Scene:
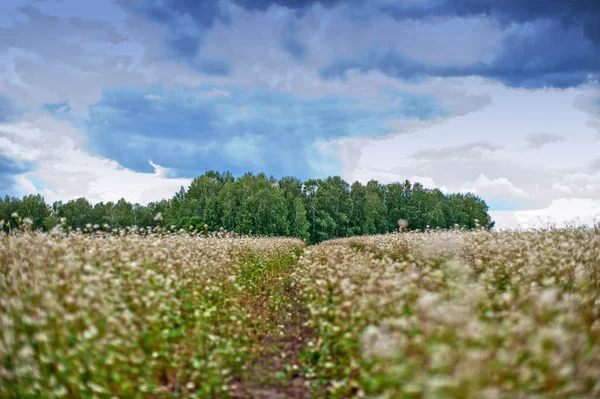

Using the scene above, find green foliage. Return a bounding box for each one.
[177,215,206,231]
[1,172,494,241]
[0,194,50,231]
[57,197,93,229]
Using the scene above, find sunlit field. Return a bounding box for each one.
[2,226,600,398]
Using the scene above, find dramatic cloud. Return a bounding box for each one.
[320,20,600,88]
[378,0,600,44]
[1,0,599,227]
[525,132,565,149]
[314,0,600,88]
[82,85,446,179]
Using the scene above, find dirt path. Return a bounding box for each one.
[229,256,313,399]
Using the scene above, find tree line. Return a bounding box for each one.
[0,171,494,243]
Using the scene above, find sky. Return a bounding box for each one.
[0,0,599,229]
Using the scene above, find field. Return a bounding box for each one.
[1,227,600,398]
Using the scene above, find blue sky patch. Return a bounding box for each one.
[484,197,527,212]
[82,85,447,179]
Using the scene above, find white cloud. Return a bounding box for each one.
[552,182,573,196]
[144,93,163,100]
[336,81,600,226]
[14,175,37,195]
[409,176,437,190]
[463,174,528,199]
[491,199,600,230]
[0,114,190,204]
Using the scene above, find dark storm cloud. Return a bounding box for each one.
[379,0,600,44]
[119,0,600,87]
[320,18,600,89]
[232,0,600,46]
[315,0,600,88]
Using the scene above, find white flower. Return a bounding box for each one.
[359,325,401,360]
[538,288,559,308]
[416,291,440,311]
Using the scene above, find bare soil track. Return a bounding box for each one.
[229,263,313,398]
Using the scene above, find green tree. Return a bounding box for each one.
[57,198,94,230]
[113,198,135,228]
[133,203,153,228]
[19,194,50,230]
[365,180,388,234]
[0,172,495,238]
[0,195,22,231]
[349,181,368,235]
[306,176,353,243]
[279,177,309,239]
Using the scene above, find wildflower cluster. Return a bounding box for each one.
[297,228,600,398]
[0,229,304,398]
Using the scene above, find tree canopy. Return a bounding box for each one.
[1,172,494,242]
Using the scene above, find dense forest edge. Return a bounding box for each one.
[1,171,494,243]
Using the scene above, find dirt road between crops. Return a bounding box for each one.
[229,265,313,399]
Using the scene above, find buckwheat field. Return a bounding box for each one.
[1,226,600,398]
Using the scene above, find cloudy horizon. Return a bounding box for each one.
[1,0,599,229]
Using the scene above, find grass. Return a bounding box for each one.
[1,227,600,398]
